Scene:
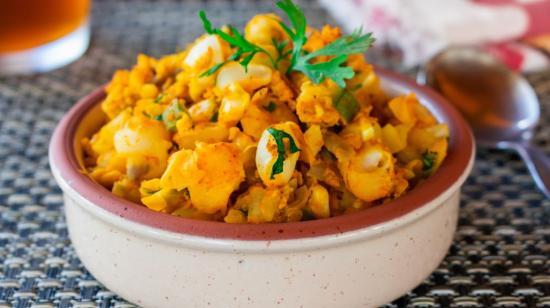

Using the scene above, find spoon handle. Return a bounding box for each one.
[514,143,550,199]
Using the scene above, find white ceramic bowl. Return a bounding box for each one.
[49,67,475,308]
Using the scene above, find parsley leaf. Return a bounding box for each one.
[198,0,375,99]
[303,28,374,60]
[267,127,300,179]
[422,151,438,171]
[199,11,276,75]
[272,38,291,62]
[294,54,354,88]
[200,61,227,77]
[276,0,374,88]
[276,0,307,70]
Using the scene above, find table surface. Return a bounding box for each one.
[0,0,549,307]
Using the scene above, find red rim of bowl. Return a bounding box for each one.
[49,66,474,241]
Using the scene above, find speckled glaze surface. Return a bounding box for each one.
[61,186,462,308]
[49,70,475,307]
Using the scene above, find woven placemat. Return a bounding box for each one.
[0,0,549,307]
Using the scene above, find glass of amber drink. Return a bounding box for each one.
[0,0,91,74]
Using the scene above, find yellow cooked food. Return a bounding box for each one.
[82,0,449,223]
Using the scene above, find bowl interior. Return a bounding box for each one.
[52,66,475,241]
[74,102,107,171]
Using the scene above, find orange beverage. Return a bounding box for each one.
[0,0,90,53]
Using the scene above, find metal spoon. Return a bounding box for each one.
[418,46,550,199]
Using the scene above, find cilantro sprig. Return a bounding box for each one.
[293,31,374,87]
[275,0,307,70]
[198,0,374,88]
[197,0,374,121]
[276,1,374,88]
[272,38,291,63]
[267,127,300,179]
[199,11,277,76]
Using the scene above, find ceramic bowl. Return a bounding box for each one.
[49,66,474,308]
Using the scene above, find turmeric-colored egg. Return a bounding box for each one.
[256,122,303,187]
[188,98,218,123]
[90,109,131,155]
[307,183,330,219]
[296,81,340,126]
[114,116,170,155]
[341,144,396,202]
[113,115,172,179]
[174,122,229,150]
[183,35,226,69]
[218,83,250,126]
[158,142,244,214]
[244,14,286,45]
[216,62,272,92]
[188,142,245,214]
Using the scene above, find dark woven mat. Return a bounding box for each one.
[0,0,549,307]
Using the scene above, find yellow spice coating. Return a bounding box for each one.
[83,13,449,223]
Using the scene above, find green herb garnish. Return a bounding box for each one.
[142,111,163,121]
[276,0,374,88]
[422,151,438,171]
[272,38,291,63]
[154,94,164,104]
[276,0,307,70]
[199,52,241,77]
[210,111,219,122]
[198,0,374,122]
[332,88,359,123]
[199,11,277,76]
[320,147,336,161]
[267,127,300,179]
[263,101,277,112]
[198,0,374,90]
[161,99,186,132]
[301,210,316,221]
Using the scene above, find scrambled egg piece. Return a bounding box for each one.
[296,81,340,126]
[340,144,396,202]
[256,121,304,187]
[160,142,244,214]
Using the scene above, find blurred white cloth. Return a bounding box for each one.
[319,0,550,72]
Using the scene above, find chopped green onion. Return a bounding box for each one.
[422,151,438,171]
[333,88,359,123]
[210,111,219,122]
[263,101,277,112]
[161,99,186,132]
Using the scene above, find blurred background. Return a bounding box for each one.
[1,0,550,75]
[0,0,549,307]
[321,0,550,73]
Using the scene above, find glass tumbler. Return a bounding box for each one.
[0,0,91,74]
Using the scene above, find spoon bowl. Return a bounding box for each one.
[419,47,540,145]
[420,46,550,198]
